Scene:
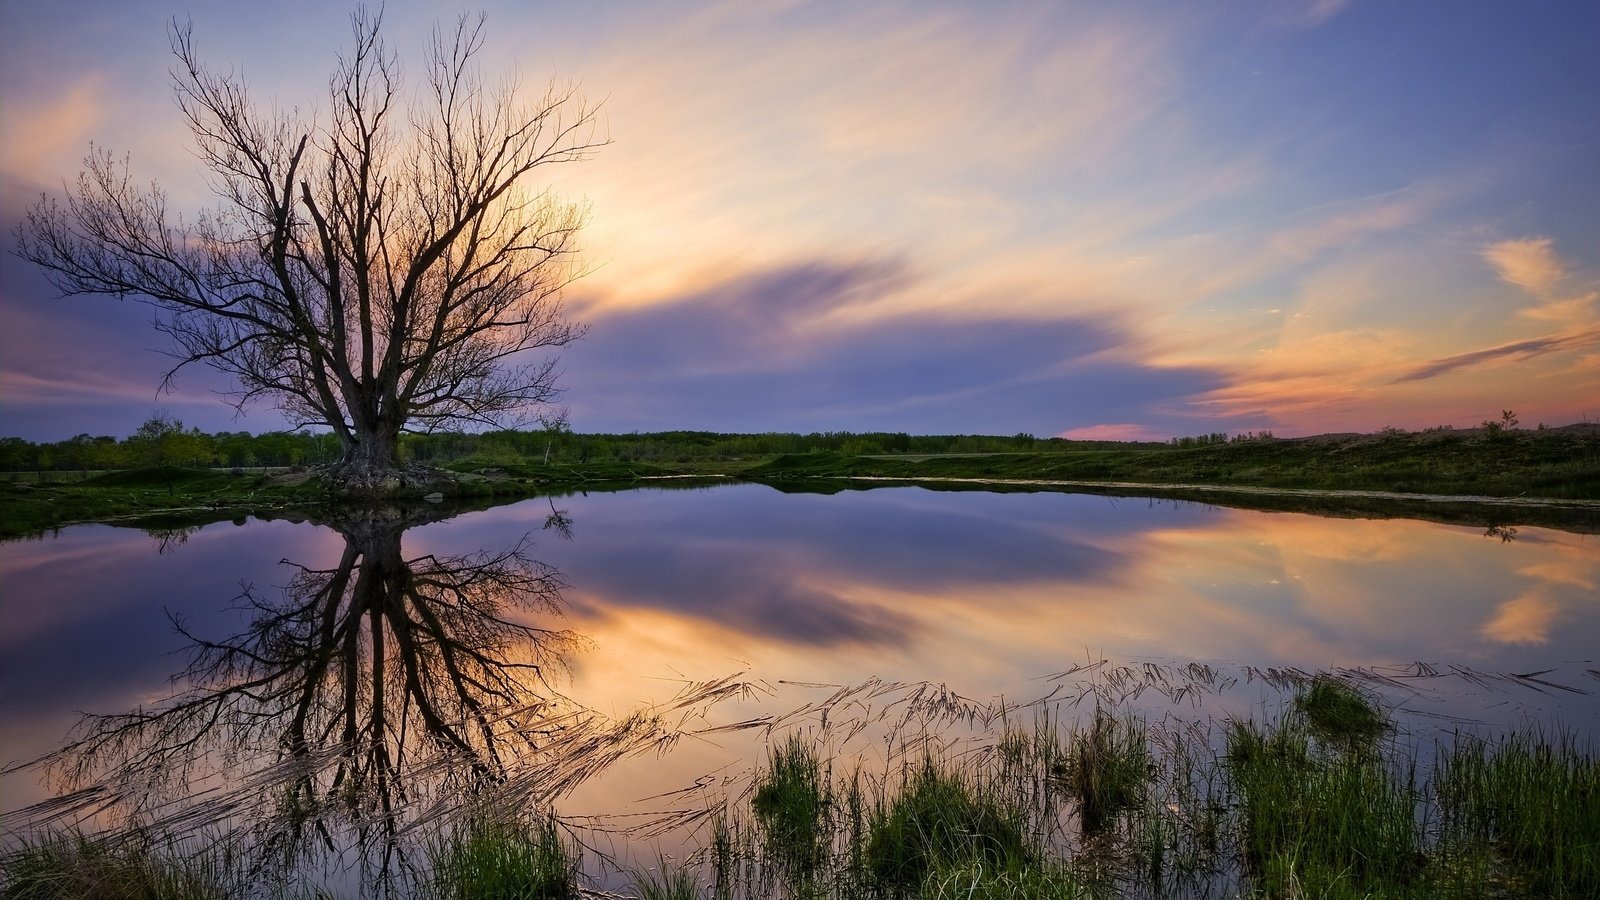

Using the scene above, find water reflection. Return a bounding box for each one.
[8,505,628,888]
[2,486,1596,893]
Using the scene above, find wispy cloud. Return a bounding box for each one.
[1391,329,1600,384]
[1484,237,1563,296]
[1286,0,1357,29]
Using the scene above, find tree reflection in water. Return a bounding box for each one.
[8,504,757,890]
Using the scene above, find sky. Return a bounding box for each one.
[2,0,1598,442]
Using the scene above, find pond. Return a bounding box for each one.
[2,483,1597,895]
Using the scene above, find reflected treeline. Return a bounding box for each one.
[6,503,757,890]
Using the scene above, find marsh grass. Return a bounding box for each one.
[0,830,240,900]
[1225,718,1426,898]
[1294,675,1388,751]
[9,671,1594,899]
[1062,710,1152,836]
[864,762,1035,896]
[423,815,577,900]
[704,673,1595,900]
[1436,731,1600,898]
[915,859,1096,899]
[751,736,833,889]
[630,858,706,900]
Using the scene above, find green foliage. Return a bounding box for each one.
[864,763,1033,895]
[1436,731,1600,898]
[0,831,235,900]
[752,736,833,886]
[425,815,577,900]
[1295,676,1388,752]
[1062,710,1152,834]
[1226,713,1426,898]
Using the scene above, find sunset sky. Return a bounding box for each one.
[2,0,1597,441]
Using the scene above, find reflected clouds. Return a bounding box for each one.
[508,486,1139,654]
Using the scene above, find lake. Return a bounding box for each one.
[2,483,1597,894]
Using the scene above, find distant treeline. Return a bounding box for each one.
[0,416,1179,472]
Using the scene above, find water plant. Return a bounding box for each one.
[1436,730,1600,898]
[424,815,577,900]
[915,859,1097,899]
[863,761,1034,896]
[1225,690,1426,898]
[751,736,833,888]
[631,858,706,900]
[0,830,238,900]
[1294,675,1388,751]
[1061,709,1152,835]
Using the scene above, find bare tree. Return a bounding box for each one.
[15,9,602,491]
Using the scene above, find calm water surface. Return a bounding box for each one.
[2,484,1596,885]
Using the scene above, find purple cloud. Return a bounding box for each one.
[1391,329,1600,384]
[562,260,1229,436]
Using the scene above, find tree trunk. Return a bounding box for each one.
[322,419,445,497]
[339,426,400,477]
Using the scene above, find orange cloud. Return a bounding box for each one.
[1484,237,1563,297]
[1057,423,1168,442]
[0,77,106,186]
[1480,590,1559,645]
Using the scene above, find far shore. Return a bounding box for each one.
[1,424,1595,539]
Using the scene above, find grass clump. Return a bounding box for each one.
[1061,709,1152,835]
[1225,706,1426,898]
[864,762,1033,896]
[425,814,577,900]
[751,736,833,886]
[1295,675,1388,751]
[1436,731,1600,898]
[0,831,235,900]
[631,858,705,900]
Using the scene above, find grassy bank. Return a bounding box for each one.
[0,461,720,540]
[747,424,1600,500]
[2,425,1595,539]
[8,677,1595,899]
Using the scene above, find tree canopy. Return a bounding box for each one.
[16,9,602,491]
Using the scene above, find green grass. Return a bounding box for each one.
[1294,675,1389,752]
[1436,731,1600,898]
[424,815,577,900]
[863,762,1035,896]
[1225,716,1428,898]
[1062,710,1152,835]
[0,831,238,900]
[0,467,323,539]
[751,736,833,887]
[747,426,1600,500]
